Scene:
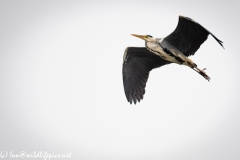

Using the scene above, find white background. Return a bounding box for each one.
[1,0,239,159]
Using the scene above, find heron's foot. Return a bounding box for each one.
[199,68,210,81]
[194,67,210,81]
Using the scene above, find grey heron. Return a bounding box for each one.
[122,15,224,104]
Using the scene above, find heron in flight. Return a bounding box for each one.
[122,15,224,104]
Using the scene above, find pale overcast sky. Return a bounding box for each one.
[1,0,239,160]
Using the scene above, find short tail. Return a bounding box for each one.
[192,67,210,81]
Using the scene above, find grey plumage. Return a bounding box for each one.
[123,16,224,104]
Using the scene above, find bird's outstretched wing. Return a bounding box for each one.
[164,16,224,57]
[122,47,171,104]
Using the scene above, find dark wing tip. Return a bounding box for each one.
[210,34,225,49]
[124,89,144,105]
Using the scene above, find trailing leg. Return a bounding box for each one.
[192,67,210,81]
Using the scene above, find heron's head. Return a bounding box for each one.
[131,34,155,42]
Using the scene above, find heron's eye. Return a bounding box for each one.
[147,35,153,38]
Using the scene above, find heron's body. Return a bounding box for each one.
[145,39,196,67]
[122,15,224,104]
[145,40,174,62]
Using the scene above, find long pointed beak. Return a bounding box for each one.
[131,34,145,40]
